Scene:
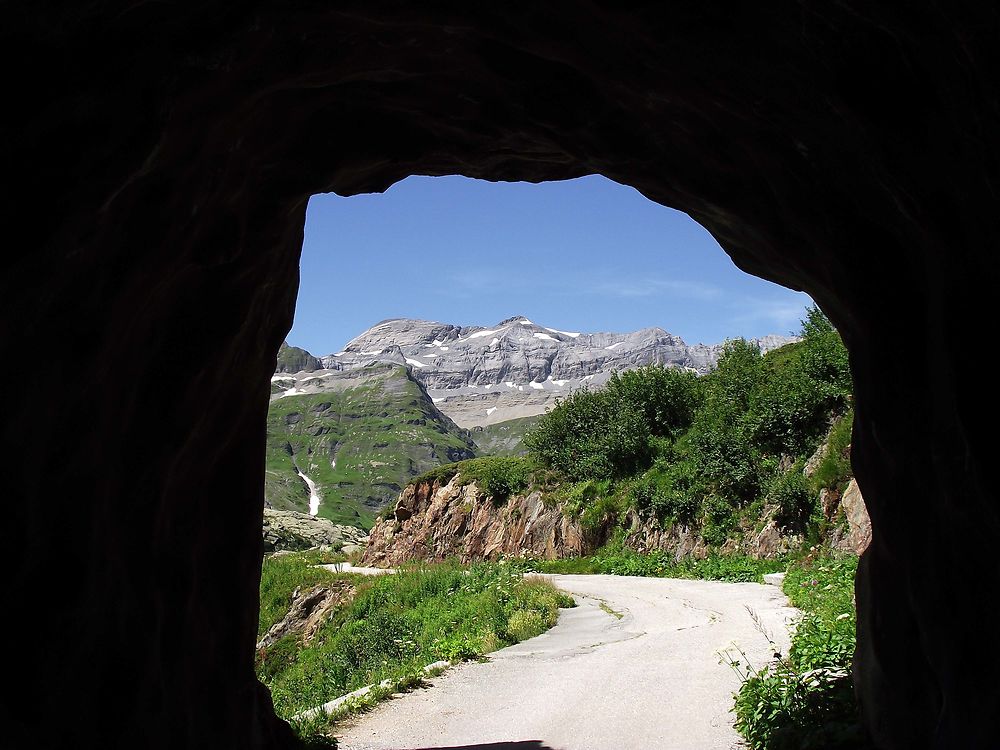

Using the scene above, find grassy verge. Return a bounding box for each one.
[524,546,787,583]
[258,549,348,636]
[728,554,870,749]
[257,553,573,742]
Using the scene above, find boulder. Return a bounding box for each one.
[262,509,367,553]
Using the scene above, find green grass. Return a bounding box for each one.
[257,554,573,739]
[258,549,348,637]
[265,363,477,528]
[524,546,787,583]
[729,554,868,750]
[599,601,624,619]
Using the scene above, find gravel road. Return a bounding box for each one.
[336,574,798,750]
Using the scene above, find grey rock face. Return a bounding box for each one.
[278,316,796,428]
[262,508,369,552]
[275,340,321,373]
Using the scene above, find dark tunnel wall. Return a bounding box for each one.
[3,2,998,748]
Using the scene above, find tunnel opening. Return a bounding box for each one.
[257,174,865,747]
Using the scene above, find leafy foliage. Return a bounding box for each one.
[525,305,852,548]
[457,456,535,502]
[729,555,867,749]
[524,387,651,480]
[807,410,854,496]
[605,365,702,439]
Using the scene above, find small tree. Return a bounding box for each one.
[525,388,650,481]
[605,364,701,439]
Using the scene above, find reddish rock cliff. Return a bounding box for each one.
[362,475,601,566]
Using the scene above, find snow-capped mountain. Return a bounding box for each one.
[272,316,797,428]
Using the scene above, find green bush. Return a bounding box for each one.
[767,469,816,530]
[701,494,738,546]
[459,456,534,502]
[580,488,630,531]
[524,388,651,480]
[730,555,865,749]
[808,410,854,495]
[605,364,702,439]
[524,305,852,552]
[629,460,700,523]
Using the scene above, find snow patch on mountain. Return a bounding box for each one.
[301,316,798,428]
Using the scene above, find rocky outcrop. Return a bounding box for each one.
[362,476,817,568]
[261,509,368,554]
[361,475,602,566]
[830,480,872,555]
[256,581,356,651]
[301,316,796,428]
[10,4,998,748]
[275,341,321,374]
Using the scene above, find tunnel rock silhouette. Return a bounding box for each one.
[3,3,998,749]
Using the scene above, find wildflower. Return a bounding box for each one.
[836,613,852,620]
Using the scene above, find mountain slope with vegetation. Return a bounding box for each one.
[365,307,858,560]
[523,305,852,550]
[469,414,538,456]
[275,340,321,375]
[265,363,476,528]
[277,316,796,427]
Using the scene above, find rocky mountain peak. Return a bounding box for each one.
[277,316,798,429]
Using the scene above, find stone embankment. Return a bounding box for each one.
[362,466,871,567]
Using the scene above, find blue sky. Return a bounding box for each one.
[290,175,812,355]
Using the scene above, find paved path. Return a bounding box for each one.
[336,574,798,750]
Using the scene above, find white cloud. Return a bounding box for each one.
[589,278,724,301]
[728,293,814,334]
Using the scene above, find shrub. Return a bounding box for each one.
[701,494,738,546]
[578,490,629,531]
[506,609,546,641]
[605,364,702,439]
[460,456,534,501]
[629,460,700,523]
[730,554,865,749]
[808,410,854,495]
[525,388,651,480]
[767,469,815,531]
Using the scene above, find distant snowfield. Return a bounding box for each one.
[545,326,581,338]
[466,328,500,340]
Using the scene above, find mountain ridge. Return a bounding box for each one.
[278,316,798,428]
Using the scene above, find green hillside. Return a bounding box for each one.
[265,363,476,528]
[470,415,539,456]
